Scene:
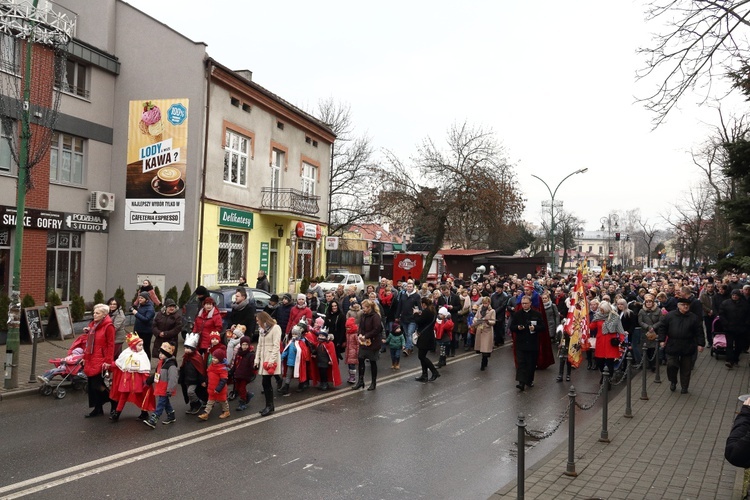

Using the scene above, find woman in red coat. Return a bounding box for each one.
[593,301,625,381]
[82,304,116,418]
[193,297,223,353]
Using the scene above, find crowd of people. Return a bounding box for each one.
[65,268,750,428]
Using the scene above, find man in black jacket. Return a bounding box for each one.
[658,297,705,394]
[510,296,544,392]
[719,289,748,368]
[229,288,257,337]
[490,283,510,346]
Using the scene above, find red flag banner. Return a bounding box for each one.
[565,267,590,368]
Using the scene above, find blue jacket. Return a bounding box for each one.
[133,300,155,334]
[281,340,298,367]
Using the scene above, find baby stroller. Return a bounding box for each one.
[38,335,88,399]
[711,316,727,360]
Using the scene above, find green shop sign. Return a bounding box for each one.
[218,207,254,230]
[259,242,269,272]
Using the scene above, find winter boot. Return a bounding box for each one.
[347,369,357,384]
[137,410,149,421]
[480,355,488,371]
[394,362,400,370]
[237,400,248,411]
[163,412,176,425]
[144,415,157,429]
[185,401,201,414]
[278,383,289,395]
[219,410,231,419]
[198,412,209,421]
[319,382,329,391]
[109,411,121,422]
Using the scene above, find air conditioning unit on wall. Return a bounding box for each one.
[89,191,115,212]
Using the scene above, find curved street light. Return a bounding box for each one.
[530,168,588,274]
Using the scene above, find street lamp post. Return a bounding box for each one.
[600,214,619,270]
[531,168,588,274]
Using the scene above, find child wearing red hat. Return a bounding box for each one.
[109,332,155,421]
[344,317,359,384]
[230,336,255,411]
[198,347,230,421]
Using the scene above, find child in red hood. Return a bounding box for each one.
[344,317,359,384]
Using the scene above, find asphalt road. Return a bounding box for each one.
[0,345,615,499]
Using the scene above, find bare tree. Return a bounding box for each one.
[637,1,750,126]
[377,122,524,281]
[316,98,381,234]
[635,217,660,269]
[662,182,715,268]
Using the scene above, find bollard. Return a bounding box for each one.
[517,412,526,500]
[599,366,610,443]
[641,341,649,400]
[654,342,662,384]
[564,385,578,477]
[28,331,38,384]
[624,351,633,418]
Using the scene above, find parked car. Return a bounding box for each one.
[181,286,271,335]
[318,272,365,294]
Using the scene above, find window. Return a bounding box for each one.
[326,250,363,266]
[46,231,82,302]
[223,129,249,186]
[50,133,84,185]
[218,230,246,283]
[0,124,14,173]
[301,161,316,196]
[296,240,314,278]
[270,148,283,207]
[598,246,603,254]
[58,59,89,98]
[0,34,19,73]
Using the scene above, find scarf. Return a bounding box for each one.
[594,310,625,335]
[232,299,249,312]
[85,320,102,354]
[199,305,216,320]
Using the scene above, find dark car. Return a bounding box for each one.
[181,286,271,335]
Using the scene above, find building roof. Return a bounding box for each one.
[438,249,496,256]
[348,223,404,244]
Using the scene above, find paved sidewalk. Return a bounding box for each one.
[0,320,135,400]
[492,353,750,499]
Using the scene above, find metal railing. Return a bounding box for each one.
[260,187,320,216]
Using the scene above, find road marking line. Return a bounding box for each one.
[1,350,487,497]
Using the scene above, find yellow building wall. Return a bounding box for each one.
[199,203,327,294]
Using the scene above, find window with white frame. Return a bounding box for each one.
[270,148,283,207]
[49,132,84,185]
[0,123,14,173]
[46,231,82,302]
[224,129,249,186]
[301,161,316,196]
[218,230,246,283]
[0,34,19,74]
[57,59,89,98]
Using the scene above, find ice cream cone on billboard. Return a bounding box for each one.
[139,101,163,144]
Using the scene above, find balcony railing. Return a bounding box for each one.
[261,187,320,216]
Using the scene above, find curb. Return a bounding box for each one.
[0,387,43,402]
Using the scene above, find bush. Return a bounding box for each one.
[166,285,178,304]
[299,277,310,296]
[93,289,104,307]
[179,282,192,308]
[114,286,126,309]
[717,256,750,274]
[45,289,60,319]
[70,294,85,322]
[154,286,163,304]
[21,293,35,309]
[0,293,9,331]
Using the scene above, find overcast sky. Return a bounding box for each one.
[125,0,747,234]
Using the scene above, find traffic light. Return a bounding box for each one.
[615,232,621,241]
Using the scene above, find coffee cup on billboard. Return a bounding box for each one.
[157,167,181,190]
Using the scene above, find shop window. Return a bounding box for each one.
[46,231,81,301]
[0,228,9,294]
[218,229,246,283]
